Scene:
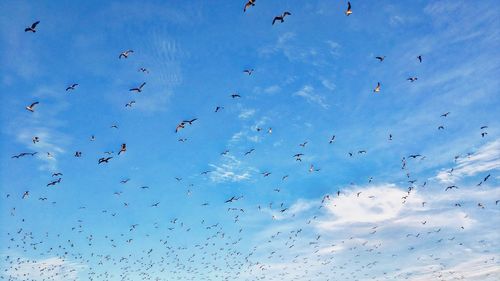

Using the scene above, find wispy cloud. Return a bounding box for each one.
[3,256,85,281]
[435,139,500,184]
[209,155,256,183]
[294,85,329,109]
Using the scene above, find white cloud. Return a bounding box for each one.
[435,139,500,184]
[294,85,329,109]
[238,108,256,119]
[209,155,256,183]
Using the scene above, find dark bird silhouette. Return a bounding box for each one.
[47,178,62,187]
[329,135,336,144]
[417,55,423,63]
[375,56,385,62]
[125,100,136,107]
[12,152,37,158]
[138,67,149,73]
[243,0,255,12]
[438,126,445,130]
[25,21,40,32]
[225,196,242,203]
[119,50,134,59]
[408,154,421,159]
[272,12,291,25]
[373,82,381,93]
[52,172,63,177]
[98,157,112,164]
[22,191,29,199]
[244,148,255,156]
[481,132,488,137]
[407,77,418,82]
[215,106,224,112]
[445,185,458,191]
[129,82,146,93]
[118,144,126,155]
[243,69,254,75]
[26,102,39,112]
[66,83,78,91]
[441,112,450,117]
[231,93,241,98]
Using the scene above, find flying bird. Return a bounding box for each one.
[445,185,458,191]
[243,69,254,75]
[272,11,291,25]
[373,82,381,93]
[231,93,241,98]
[98,157,113,164]
[66,83,78,91]
[417,55,423,63]
[243,0,256,12]
[119,50,134,59]
[345,2,352,16]
[118,144,126,155]
[26,102,39,112]
[441,112,450,117]
[375,56,385,62]
[129,82,146,93]
[125,101,136,107]
[407,77,418,82]
[25,21,40,32]
[215,106,224,112]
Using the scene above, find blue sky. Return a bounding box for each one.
[1,0,499,280]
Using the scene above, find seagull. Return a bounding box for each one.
[373,82,381,93]
[25,21,40,32]
[98,157,112,164]
[138,67,149,73]
[438,125,445,130]
[445,185,458,191]
[481,132,488,138]
[129,82,146,93]
[243,69,254,75]
[119,50,134,59]
[244,148,255,156]
[329,135,336,144]
[215,106,224,112]
[480,126,488,129]
[407,77,418,82]
[32,136,40,143]
[52,172,63,177]
[47,178,62,187]
[299,141,308,147]
[26,102,39,112]
[125,101,136,107]
[375,56,385,62]
[66,83,78,91]
[22,191,29,199]
[417,55,423,63]
[243,0,256,12]
[12,152,37,159]
[231,93,241,98]
[272,11,291,25]
[345,2,352,16]
[183,118,198,125]
[441,112,450,117]
[225,196,242,203]
[175,122,186,133]
[118,144,126,155]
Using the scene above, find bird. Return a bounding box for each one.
[441,112,450,117]
[25,102,39,112]
[24,21,40,32]
[138,67,149,73]
[125,101,136,107]
[66,83,78,91]
[47,178,62,187]
[118,144,126,155]
[231,93,241,98]
[243,0,255,12]
[243,69,254,75]
[129,82,146,93]
[32,137,40,143]
[98,157,113,164]
[417,55,423,63]
[373,82,381,93]
[438,126,445,130]
[225,196,242,203]
[183,118,198,125]
[445,185,458,191]
[22,191,29,199]
[52,172,63,177]
[345,2,352,16]
[408,154,421,159]
[329,135,336,144]
[119,50,134,59]
[407,77,418,82]
[215,106,224,112]
[375,56,385,62]
[481,132,488,137]
[11,152,37,158]
[480,126,488,129]
[175,122,186,133]
[272,12,291,25]
[244,148,255,156]
[299,141,308,147]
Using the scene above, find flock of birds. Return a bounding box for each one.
[2,2,499,281]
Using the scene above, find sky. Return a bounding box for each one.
[0,0,499,280]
